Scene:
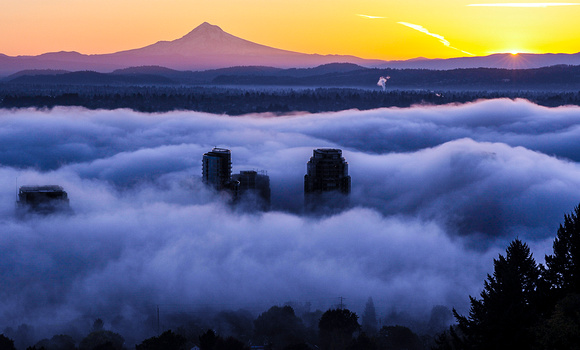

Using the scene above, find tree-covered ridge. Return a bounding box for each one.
[2,85,580,115]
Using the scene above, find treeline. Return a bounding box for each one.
[2,86,580,114]
[0,306,436,350]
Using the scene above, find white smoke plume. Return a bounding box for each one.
[377,76,390,91]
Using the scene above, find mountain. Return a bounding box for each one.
[0,23,384,76]
[1,22,580,77]
[6,69,70,80]
[8,71,176,85]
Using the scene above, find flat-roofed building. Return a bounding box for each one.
[17,185,70,215]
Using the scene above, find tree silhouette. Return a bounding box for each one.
[32,334,76,350]
[198,330,248,350]
[361,298,378,335]
[253,306,306,350]
[79,330,124,350]
[452,239,541,349]
[545,204,580,295]
[136,330,187,350]
[0,335,16,350]
[318,309,360,350]
[199,330,218,350]
[539,204,580,349]
[346,332,377,350]
[536,293,580,350]
[376,326,422,350]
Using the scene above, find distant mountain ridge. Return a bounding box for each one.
[383,52,580,70]
[6,62,580,91]
[1,22,580,77]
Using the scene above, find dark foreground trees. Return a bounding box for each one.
[253,305,307,350]
[136,330,187,350]
[78,330,124,350]
[0,334,16,350]
[545,205,580,296]
[441,204,580,350]
[198,329,248,350]
[452,239,541,349]
[318,309,360,350]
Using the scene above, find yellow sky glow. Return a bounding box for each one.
[0,0,579,60]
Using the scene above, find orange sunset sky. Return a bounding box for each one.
[1,0,579,60]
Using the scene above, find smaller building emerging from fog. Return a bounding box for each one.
[17,185,70,215]
[304,148,351,211]
[232,170,271,210]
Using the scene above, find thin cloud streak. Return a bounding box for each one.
[468,2,580,7]
[397,22,474,56]
[356,14,387,19]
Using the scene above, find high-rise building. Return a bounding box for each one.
[232,170,271,210]
[202,147,233,190]
[17,185,70,215]
[304,149,351,209]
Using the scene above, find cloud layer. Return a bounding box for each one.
[1,99,579,344]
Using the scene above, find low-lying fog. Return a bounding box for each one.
[1,99,580,344]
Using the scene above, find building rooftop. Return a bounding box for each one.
[208,147,231,154]
[19,185,66,193]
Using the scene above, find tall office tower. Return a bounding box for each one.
[304,149,351,210]
[202,147,233,190]
[232,170,271,210]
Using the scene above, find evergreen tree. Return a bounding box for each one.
[361,298,378,335]
[545,204,580,295]
[452,239,541,350]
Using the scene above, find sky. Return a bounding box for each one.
[1,0,580,59]
[2,100,580,345]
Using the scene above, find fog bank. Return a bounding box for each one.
[1,99,578,344]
